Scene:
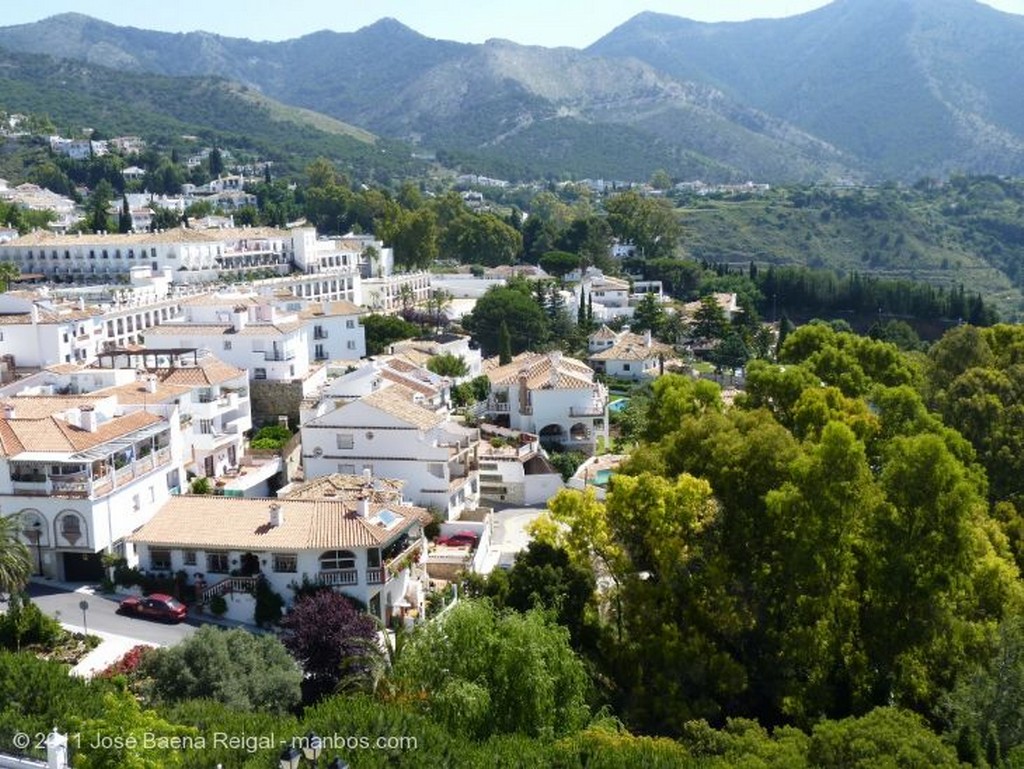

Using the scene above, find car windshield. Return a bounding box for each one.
[162,598,184,609]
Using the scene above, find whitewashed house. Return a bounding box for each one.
[587,326,675,380]
[301,384,480,520]
[483,351,608,454]
[129,494,431,625]
[0,396,185,581]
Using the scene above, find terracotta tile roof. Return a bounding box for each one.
[0,395,108,419]
[129,496,429,550]
[281,473,406,503]
[486,352,595,390]
[5,226,289,248]
[380,368,440,399]
[299,300,365,318]
[159,358,247,387]
[588,333,675,362]
[146,321,302,337]
[359,384,446,430]
[95,380,193,405]
[590,324,618,341]
[0,411,163,456]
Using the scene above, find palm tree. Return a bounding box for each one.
[0,513,31,596]
[0,261,19,292]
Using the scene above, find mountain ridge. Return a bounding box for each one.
[2,3,1024,181]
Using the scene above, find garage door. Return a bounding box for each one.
[62,552,104,582]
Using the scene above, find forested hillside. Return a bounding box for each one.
[662,178,1024,318]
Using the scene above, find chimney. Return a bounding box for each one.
[79,405,97,432]
[231,305,248,332]
[356,493,370,518]
[268,502,283,527]
[78,296,86,311]
[362,467,372,486]
[1,402,14,419]
[31,304,40,324]
[548,351,561,388]
[645,329,652,347]
[145,375,158,394]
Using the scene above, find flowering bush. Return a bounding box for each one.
[97,644,156,679]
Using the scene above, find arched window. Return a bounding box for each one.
[319,550,356,570]
[58,512,84,546]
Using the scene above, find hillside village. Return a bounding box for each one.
[7,6,1024,761]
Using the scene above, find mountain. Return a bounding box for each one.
[0,13,859,182]
[588,0,1024,180]
[2,3,1024,181]
[0,47,420,179]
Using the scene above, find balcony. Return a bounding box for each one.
[365,567,385,585]
[569,402,606,417]
[313,329,328,340]
[193,430,238,451]
[263,349,296,362]
[317,569,358,586]
[487,401,510,413]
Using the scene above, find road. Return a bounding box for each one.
[478,505,547,573]
[18,581,200,646]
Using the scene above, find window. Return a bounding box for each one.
[346,319,356,329]
[346,341,356,350]
[182,550,197,566]
[132,494,141,511]
[336,433,354,450]
[428,462,446,479]
[207,551,229,573]
[623,363,631,371]
[223,340,232,350]
[273,553,297,573]
[59,514,83,545]
[254,368,267,380]
[148,486,156,503]
[199,419,214,435]
[150,549,171,570]
[320,550,356,570]
[338,463,356,475]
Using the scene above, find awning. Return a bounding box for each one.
[69,421,169,461]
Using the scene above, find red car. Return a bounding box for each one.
[436,530,480,548]
[118,593,188,623]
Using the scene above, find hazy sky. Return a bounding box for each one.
[6,1,1024,48]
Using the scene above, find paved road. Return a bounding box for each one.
[21,581,200,646]
[478,506,547,573]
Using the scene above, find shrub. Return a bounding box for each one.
[96,644,157,679]
[138,626,302,714]
[0,593,63,651]
[254,578,285,627]
[209,595,228,616]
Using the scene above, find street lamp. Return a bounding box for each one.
[31,520,43,576]
[278,734,348,769]
[301,732,323,764]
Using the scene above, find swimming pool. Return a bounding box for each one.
[609,398,630,413]
[593,469,613,486]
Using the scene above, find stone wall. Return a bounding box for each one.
[249,379,305,427]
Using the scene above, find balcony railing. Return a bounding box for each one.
[317,569,358,586]
[365,568,385,585]
[314,329,328,340]
[569,402,606,417]
[202,575,258,602]
[263,350,296,362]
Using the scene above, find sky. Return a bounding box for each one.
[5,0,1024,48]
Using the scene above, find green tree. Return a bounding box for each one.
[631,292,666,336]
[690,296,729,342]
[139,626,301,713]
[538,250,580,282]
[605,190,681,259]
[87,179,115,233]
[393,600,590,739]
[426,352,469,378]
[0,514,31,596]
[498,320,513,365]
[362,314,418,356]
[0,261,21,292]
[463,283,549,357]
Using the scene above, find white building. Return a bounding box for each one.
[477,425,562,506]
[300,300,367,362]
[129,492,431,624]
[483,351,609,454]
[0,289,186,369]
[145,295,311,383]
[301,384,480,520]
[0,396,184,581]
[388,333,482,382]
[587,326,675,380]
[0,226,294,284]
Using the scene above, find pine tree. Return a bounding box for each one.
[499,321,513,365]
[578,286,587,326]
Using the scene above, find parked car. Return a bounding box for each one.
[436,530,480,548]
[117,593,188,623]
